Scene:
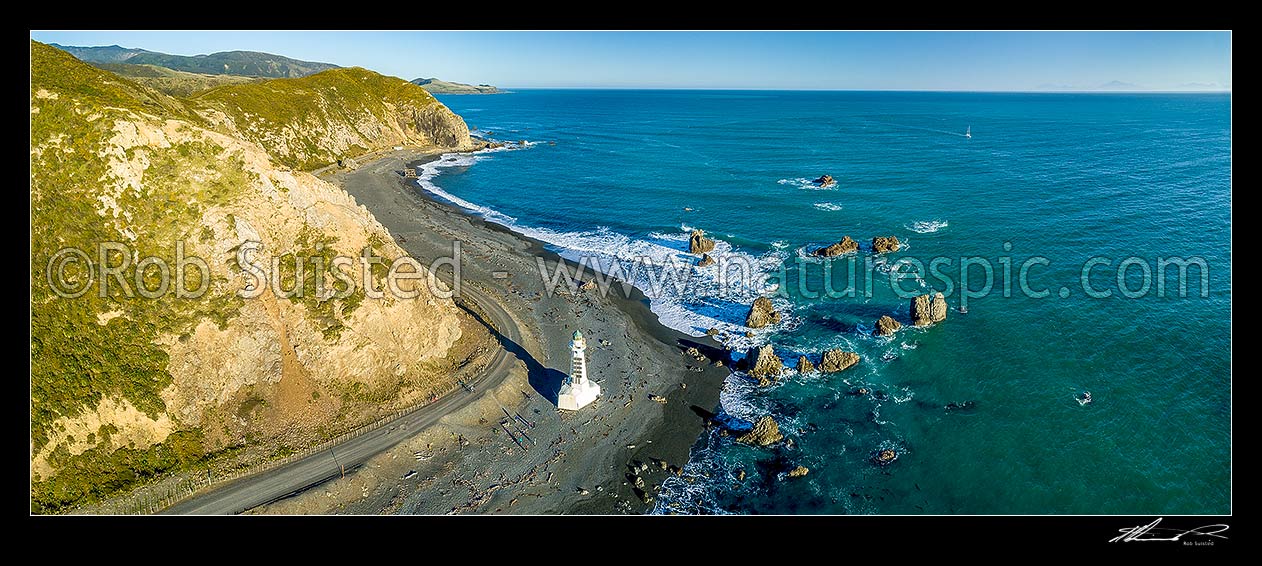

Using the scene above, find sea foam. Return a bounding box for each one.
[905,219,948,233]
[414,146,789,351]
[779,177,837,190]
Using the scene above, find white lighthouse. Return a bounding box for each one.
[558,330,600,411]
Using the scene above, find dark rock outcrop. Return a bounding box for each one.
[874,315,901,336]
[745,296,782,329]
[910,292,948,326]
[813,174,836,187]
[871,236,901,253]
[796,356,815,373]
[688,229,716,254]
[814,236,859,257]
[697,253,715,267]
[745,344,783,386]
[736,415,784,446]
[819,349,859,373]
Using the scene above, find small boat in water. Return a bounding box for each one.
[964,125,972,139]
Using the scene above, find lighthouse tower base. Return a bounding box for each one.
[558,380,601,411]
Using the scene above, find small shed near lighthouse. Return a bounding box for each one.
[558,330,601,410]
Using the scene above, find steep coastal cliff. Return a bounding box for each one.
[193,67,475,169]
[29,41,474,512]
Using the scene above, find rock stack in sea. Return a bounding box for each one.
[813,174,836,187]
[745,296,782,329]
[814,236,859,257]
[736,415,784,446]
[745,344,783,386]
[874,315,901,336]
[873,449,898,466]
[910,292,948,326]
[796,356,815,373]
[819,348,860,372]
[871,236,901,253]
[689,229,716,254]
[697,253,715,267]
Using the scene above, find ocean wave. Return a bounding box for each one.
[778,177,837,191]
[813,202,843,211]
[905,219,948,233]
[651,428,737,515]
[414,147,789,349]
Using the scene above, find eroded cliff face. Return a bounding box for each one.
[30,41,468,512]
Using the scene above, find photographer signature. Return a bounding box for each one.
[1110,518,1229,543]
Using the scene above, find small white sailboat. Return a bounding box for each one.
[964,125,972,139]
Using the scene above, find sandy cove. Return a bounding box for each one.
[251,149,727,515]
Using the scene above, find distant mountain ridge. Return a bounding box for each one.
[49,44,503,92]
[411,77,501,94]
[48,43,339,78]
[49,43,155,63]
[89,63,261,96]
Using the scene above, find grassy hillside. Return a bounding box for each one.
[50,43,339,78]
[91,63,262,96]
[411,77,501,94]
[30,40,468,513]
[194,67,473,169]
[31,42,197,120]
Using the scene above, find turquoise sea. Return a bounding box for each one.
[423,90,1231,514]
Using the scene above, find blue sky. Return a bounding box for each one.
[30,31,1231,91]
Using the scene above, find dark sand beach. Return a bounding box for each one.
[251,149,727,514]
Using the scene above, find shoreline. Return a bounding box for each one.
[268,147,729,514]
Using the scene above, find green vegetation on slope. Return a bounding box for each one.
[31,41,250,512]
[197,66,435,131]
[194,67,462,169]
[91,63,262,96]
[411,77,501,94]
[32,431,213,513]
[50,43,339,78]
[31,41,196,120]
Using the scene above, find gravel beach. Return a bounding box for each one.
[251,149,728,515]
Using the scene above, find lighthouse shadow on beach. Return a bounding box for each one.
[529,367,567,405]
[459,300,565,404]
